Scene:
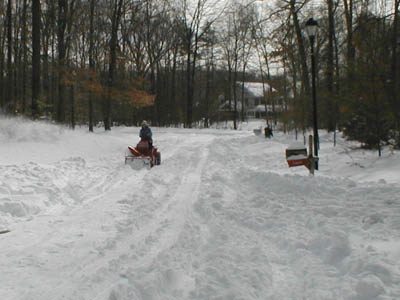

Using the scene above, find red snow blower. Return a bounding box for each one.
[125,140,161,167]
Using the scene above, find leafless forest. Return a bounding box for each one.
[0,0,399,151]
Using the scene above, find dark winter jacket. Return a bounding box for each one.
[140,126,152,141]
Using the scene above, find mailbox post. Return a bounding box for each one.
[308,135,315,175]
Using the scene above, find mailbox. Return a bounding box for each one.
[286,143,309,168]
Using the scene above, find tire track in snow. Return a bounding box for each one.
[13,139,184,300]
[137,143,210,262]
[85,136,214,299]
[49,135,214,300]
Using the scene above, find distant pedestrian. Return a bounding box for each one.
[264,126,273,138]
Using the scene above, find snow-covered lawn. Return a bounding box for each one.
[0,116,399,300]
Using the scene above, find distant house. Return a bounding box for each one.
[218,81,281,119]
[217,100,243,121]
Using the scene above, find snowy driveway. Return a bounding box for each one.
[1,120,400,300]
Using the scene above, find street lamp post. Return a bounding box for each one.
[305,17,319,170]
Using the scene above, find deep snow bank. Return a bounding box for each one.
[0,116,133,165]
[0,116,131,228]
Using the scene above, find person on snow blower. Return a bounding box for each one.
[140,120,153,150]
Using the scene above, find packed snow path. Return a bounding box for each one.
[0,119,400,300]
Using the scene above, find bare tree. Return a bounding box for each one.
[220,1,253,130]
[391,0,400,145]
[326,0,336,132]
[104,0,124,131]
[32,0,41,118]
[176,0,223,128]
[239,5,255,122]
[57,0,67,122]
[222,10,240,129]
[6,0,13,113]
[343,0,355,83]
[21,0,28,114]
[88,0,95,132]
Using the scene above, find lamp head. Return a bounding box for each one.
[305,18,318,39]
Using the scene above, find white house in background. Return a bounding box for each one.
[218,81,282,119]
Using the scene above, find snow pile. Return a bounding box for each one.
[0,117,400,300]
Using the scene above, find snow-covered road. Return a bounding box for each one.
[1,118,400,300]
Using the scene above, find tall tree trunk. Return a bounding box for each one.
[290,0,311,97]
[205,46,214,128]
[156,64,164,126]
[150,67,157,124]
[105,0,123,131]
[21,0,28,114]
[391,0,400,144]
[32,0,41,118]
[66,0,76,128]
[51,35,57,117]
[42,0,56,118]
[205,64,210,128]
[88,0,95,132]
[286,36,302,135]
[70,84,75,129]
[57,0,67,123]
[190,44,199,127]
[14,5,21,114]
[343,0,355,82]
[6,0,13,113]
[391,0,399,87]
[0,31,4,110]
[241,42,249,123]
[326,0,335,131]
[170,48,177,125]
[233,50,238,130]
[334,19,341,146]
[185,37,193,128]
[282,57,289,132]
[227,62,232,118]
[263,53,275,125]
[184,0,208,128]
[241,77,245,122]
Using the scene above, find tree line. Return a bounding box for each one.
[0,0,399,153]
